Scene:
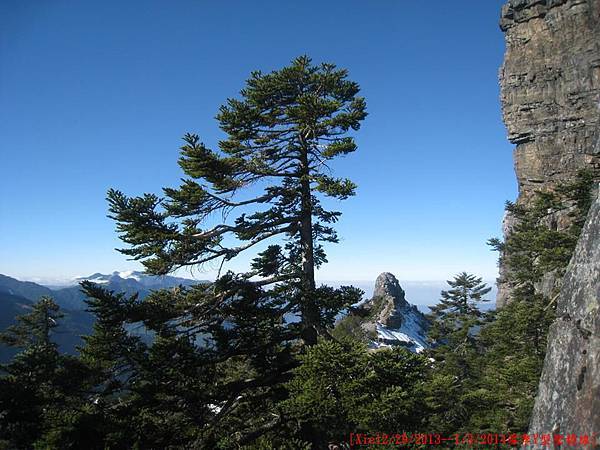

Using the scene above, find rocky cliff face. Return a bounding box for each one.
[525,191,599,448]
[371,272,411,329]
[497,0,600,440]
[497,0,600,307]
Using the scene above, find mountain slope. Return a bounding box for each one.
[0,272,208,360]
[0,274,54,302]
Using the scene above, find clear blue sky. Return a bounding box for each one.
[0,0,515,284]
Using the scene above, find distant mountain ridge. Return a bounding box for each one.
[0,272,209,360]
[55,271,187,309]
[73,270,206,290]
[19,271,209,311]
[0,274,55,303]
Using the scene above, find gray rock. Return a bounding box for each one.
[360,273,430,352]
[372,272,409,328]
[525,189,600,448]
[497,0,600,307]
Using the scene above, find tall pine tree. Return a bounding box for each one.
[107,55,367,345]
[98,56,367,447]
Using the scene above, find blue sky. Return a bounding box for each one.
[0,0,515,284]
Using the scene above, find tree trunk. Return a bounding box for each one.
[299,144,318,346]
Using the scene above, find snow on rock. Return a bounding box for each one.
[359,272,430,353]
[72,271,208,289]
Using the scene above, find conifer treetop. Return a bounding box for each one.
[107,55,367,283]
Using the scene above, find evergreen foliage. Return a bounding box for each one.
[472,293,552,433]
[106,54,367,345]
[470,170,598,435]
[489,169,598,288]
[423,273,491,436]
[419,170,597,441]
[0,56,597,448]
[29,56,367,448]
[282,339,429,448]
[0,297,91,449]
[0,296,62,348]
[427,272,490,347]
[460,170,598,433]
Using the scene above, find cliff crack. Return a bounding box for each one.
[576,365,587,391]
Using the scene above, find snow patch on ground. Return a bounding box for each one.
[371,307,429,353]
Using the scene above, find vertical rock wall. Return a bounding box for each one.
[525,190,599,448]
[497,0,600,307]
[497,0,600,442]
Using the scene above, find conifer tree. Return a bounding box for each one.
[71,56,368,448]
[0,297,77,448]
[424,273,490,435]
[94,56,369,448]
[68,270,336,447]
[0,296,63,348]
[107,55,367,345]
[427,272,490,353]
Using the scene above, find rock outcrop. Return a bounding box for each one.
[525,190,600,448]
[371,272,410,329]
[497,0,600,307]
[338,272,429,353]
